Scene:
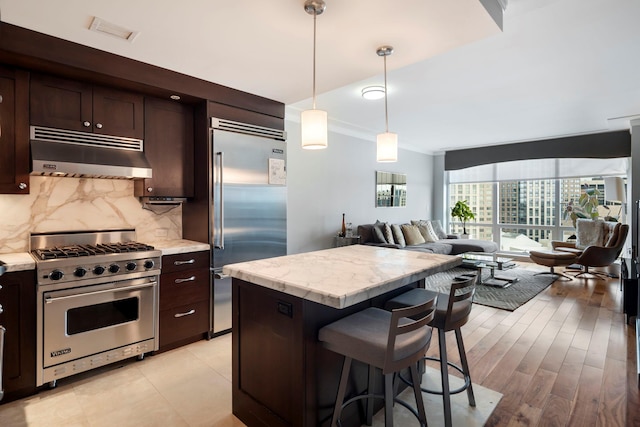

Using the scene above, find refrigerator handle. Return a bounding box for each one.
[0,325,5,402]
[214,151,225,250]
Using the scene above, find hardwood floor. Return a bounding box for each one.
[423,262,640,426]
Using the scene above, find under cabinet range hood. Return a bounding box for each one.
[30,126,152,179]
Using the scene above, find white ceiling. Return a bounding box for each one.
[2,0,640,155]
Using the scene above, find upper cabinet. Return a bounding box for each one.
[134,97,194,198]
[30,74,144,139]
[0,66,29,194]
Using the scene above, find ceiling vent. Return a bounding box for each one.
[89,17,139,42]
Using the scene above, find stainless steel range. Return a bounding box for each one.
[31,229,161,387]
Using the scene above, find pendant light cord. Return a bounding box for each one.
[312,11,317,109]
[383,54,389,133]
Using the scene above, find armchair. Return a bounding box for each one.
[552,220,629,280]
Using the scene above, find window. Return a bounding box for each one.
[448,176,627,253]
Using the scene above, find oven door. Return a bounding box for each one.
[42,276,157,368]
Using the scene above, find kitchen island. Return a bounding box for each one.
[223,245,461,427]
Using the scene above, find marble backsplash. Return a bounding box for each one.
[0,176,182,253]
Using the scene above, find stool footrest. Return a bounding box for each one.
[399,356,472,396]
[337,391,424,427]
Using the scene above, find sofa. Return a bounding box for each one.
[357,220,498,255]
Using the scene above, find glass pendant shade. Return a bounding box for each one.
[301,109,328,149]
[376,132,398,162]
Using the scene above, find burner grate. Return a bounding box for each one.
[32,242,156,260]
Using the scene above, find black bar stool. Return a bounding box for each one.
[385,276,476,427]
[318,294,438,427]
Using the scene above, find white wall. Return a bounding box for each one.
[286,119,434,254]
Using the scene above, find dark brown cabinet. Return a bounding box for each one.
[158,251,209,352]
[0,66,29,194]
[30,74,144,139]
[0,270,36,403]
[135,97,194,198]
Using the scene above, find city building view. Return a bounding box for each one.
[449,177,624,253]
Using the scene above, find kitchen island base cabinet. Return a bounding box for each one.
[232,278,417,427]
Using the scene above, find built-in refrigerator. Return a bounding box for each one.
[209,118,287,335]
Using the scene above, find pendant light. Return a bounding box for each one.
[301,0,328,150]
[376,45,398,163]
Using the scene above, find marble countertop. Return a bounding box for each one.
[223,245,461,309]
[0,252,36,272]
[148,239,209,256]
[0,239,209,272]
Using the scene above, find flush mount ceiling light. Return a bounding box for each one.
[89,17,139,42]
[376,46,398,163]
[300,0,328,150]
[361,86,385,100]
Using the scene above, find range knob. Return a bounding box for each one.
[109,264,120,274]
[74,267,87,278]
[125,262,137,271]
[93,265,105,275]
[49,270,64,281]
[144,260,155,269]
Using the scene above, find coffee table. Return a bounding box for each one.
[458,252,519,288]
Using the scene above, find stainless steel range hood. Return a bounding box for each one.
[30,126,152,179]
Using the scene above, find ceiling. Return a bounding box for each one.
[2,0,640,155]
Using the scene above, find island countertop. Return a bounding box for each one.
[223,245,461,309]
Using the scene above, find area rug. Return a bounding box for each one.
[423,267,556,311]
[372,366,502,426]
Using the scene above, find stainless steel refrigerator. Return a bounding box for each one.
[209,118,287,335]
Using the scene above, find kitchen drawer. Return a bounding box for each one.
[159,267,209,311]
[162,251,209,274]
[159,300,209,349]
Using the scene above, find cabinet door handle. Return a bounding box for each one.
[174,259,195,266]
[18,183,27,190]
[83,121,91,127]
[0,304,3,314]
[175,276,196,284]
[95,123,103,129]
[174,309,195,318]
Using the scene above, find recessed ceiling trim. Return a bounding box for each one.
[89,17,139,42]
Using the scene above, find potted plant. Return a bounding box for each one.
[562,187,601,229]
[451,200,475,238]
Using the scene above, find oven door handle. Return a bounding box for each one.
[44,282,157,304]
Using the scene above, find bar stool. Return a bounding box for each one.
[318,295,437,427]
[385,277,476,427]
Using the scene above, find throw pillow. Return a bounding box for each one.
[430,220,448,240]
[391,224,406,248]
[372,225,387,243]
[383,223,395,245]
[411,220,438,242]
[425,222,440,242]
[401,224,426,246]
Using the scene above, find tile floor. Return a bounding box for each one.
[0,334,500,426]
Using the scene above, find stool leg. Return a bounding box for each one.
[384,373,394,427]
[366,364,375,425]
[438,329,452,427]
[332,356,352,427]
[409,363,428,427]
[455,328,476,407]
